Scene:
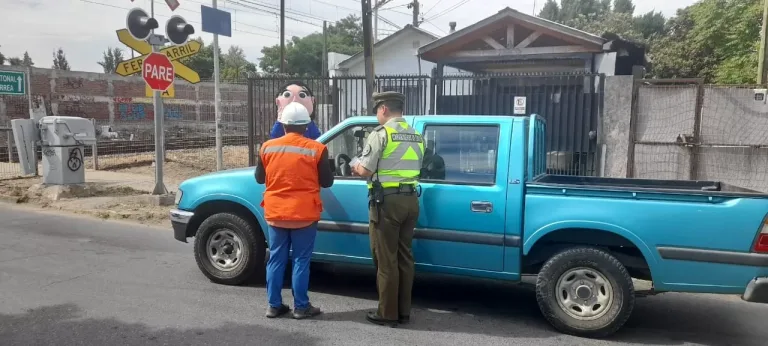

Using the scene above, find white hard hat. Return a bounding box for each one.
[279,102,311,125]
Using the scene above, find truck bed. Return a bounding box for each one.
[531,175,768,198]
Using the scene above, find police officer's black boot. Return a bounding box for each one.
[366,311,398,327]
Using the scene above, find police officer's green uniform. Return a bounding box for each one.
[357,91,425,326]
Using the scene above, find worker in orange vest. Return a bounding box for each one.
[255,102,335,319]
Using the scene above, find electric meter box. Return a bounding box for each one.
[38,116,97,185]
[39,116,97,147]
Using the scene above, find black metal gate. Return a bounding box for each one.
[431,72,604,176]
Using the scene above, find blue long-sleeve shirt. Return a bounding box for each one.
[270,120,322,140]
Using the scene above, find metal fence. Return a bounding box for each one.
[433,72,604,176]
[627,78,768,192]
[3,71,605,182]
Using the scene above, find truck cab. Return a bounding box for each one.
[170,114,768,338]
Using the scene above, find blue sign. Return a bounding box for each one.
[201,5,232,37]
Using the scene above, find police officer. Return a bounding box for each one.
[351,91,425,327]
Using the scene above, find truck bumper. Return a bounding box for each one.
[170,209,194,243]
[742,277,768,304]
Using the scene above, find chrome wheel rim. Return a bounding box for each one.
[206,229,244,272]
[555,267,614,321]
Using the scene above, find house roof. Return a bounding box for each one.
[337,24,439,69]
[418,7,607,57]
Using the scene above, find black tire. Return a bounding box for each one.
[193,212,266,286]
[535,246,635,338]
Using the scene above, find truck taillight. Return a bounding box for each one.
[756,222,768,253]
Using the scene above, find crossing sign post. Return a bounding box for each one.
[142,52,175,91]
[122,6,195,196]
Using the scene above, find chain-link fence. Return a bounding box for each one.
[628,79,768,192]
[0,93,31,180]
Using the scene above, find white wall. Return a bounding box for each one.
[333,29,471,117]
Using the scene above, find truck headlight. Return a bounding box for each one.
[174,190,183,205]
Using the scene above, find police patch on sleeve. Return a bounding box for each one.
[390,133,422,142]
[362,144,372,156]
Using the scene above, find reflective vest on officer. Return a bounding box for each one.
[259,133,327,222]
[370,120,425,188]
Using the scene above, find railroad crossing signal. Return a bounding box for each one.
[143,53,175,91]
[166,15,195,45]
[114,29,201,84]
[125,7,158,41]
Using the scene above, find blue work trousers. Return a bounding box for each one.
[266,222,318,310]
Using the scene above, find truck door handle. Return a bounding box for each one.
[470,201,493,213]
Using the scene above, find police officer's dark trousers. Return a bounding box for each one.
[369,190,419,321]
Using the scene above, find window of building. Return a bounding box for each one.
[421,125,500,185]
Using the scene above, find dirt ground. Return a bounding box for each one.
[0,176,171,227]
[0,145,251,227]
[93,145,250,183]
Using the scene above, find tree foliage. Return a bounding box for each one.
[52,47,70,70]
[259,14,364,75]
[539,0,764,83]
[179,38,256,81]
[22,52,34,67]
[0,46,5,66]
[97,47,124,74]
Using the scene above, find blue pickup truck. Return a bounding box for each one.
[170,114,768,337]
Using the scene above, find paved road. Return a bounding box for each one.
[1,204,766,346]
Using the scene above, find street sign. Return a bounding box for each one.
[115,29,201,83]
[513,96,527,115]
[165,0,180,11]
[143,52,175,91]
[0,71,25,96]
[201,5,232,37]
[115,39,201,76]
[146,83,175,98]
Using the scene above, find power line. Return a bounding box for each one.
[422,0,445,16]
[424,0,471,21]
[79,0,281,39]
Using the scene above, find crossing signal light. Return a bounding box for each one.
[126,8,158,41]
[166,15,195,45]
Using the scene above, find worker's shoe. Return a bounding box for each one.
[265,304,290,318]
[366,311,398,327]
[292,304,322,319]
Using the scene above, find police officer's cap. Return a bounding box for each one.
[372,91,405,109]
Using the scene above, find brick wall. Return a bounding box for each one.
[0,66,250,126]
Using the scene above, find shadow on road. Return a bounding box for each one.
[304,263,765,346]
[0,303,320,346]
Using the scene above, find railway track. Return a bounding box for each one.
[0,135,250,162]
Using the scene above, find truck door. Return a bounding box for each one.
[314,121,381,262]
[412,117,511,272]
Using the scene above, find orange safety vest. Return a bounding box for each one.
[259,132,327,223]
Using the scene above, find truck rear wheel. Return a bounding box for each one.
[535,246,635,338]
[193,212,266,286]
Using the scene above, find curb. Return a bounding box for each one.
[0,195,21,204]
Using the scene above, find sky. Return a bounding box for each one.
[0,0,697,73]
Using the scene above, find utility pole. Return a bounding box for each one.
[322,21,328,77]
[361,0,376,114]
[150,0,167,195]
[213,0,223,171]
[280,0,286,73]
[407,0,420,27]
[758,0,768,84]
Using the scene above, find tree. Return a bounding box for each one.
[539,0,560,21]
[634,11,666,40]
[613,0,635,14]
[650,0,762,83]
[8,57,22,66]
[0,46,5,65]
[222,46,256,81]
[22,51,34,66]
[97,47,124,74]
[180,37,223,80]
[52,47,70,70]
[259,14,364,75]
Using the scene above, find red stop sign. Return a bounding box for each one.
[142,52,175,91]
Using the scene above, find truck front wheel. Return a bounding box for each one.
[535,246,635,338]
[193,212,266,286]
